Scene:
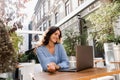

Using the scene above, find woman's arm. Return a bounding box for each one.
[57,44,69,69]
[36,47,50,71]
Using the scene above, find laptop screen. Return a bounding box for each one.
[75,45,94,71]
[59,46,94,72]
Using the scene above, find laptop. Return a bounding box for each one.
[59,45,93,72]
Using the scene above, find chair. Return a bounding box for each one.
[91,76,115,80]
[93,57,116,80]
[29,64,43,80]
[19,63,35,80]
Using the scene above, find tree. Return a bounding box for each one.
[0,20,17,73]
[87,1,120,44]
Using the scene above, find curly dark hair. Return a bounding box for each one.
[42,26,62,45]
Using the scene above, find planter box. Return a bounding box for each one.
[113,44,120,62]
[104,43,120,70]
[0,72,13,80]
[104,43,115,69]
[68,56,76,69]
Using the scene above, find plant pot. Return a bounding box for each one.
[0,72,13,80]
[113,44,120,62]
[31,59,36,64]
[69,56,76,61]
[104,43,115,68]
[69,56,76,68]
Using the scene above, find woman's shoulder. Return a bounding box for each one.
[36,45,46,54]
[37,45,45,50]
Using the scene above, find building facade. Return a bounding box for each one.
[32,0,120,58]
[32,0,101,43]
[32,0,102,32]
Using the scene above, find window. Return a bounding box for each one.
[43,22,47,31]
[43,2,45,16]
[78,0,84,6]
[37,11,40,20]
[65,0,70,16]
[37,14,39,22]
[39,26,42,31]
[35,15,37,24]
[39,9,41,20]
[34,34,39,41]
[48,0,50,10]
[55,12,59,24]
[41,6,43,18]
[48,20,51,26]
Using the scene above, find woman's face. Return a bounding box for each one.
[50,30,60,43]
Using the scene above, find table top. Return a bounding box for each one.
[94,59,105,64]
[33,67,120,80]
[111,61,120,64]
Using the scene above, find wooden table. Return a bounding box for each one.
[94,59,105,65]
[32,67,120,80]
[111,61,120,69]
[94,59,105,67]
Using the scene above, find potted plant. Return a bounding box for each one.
[87,1,120,44]
[0,20,17,80]
[112,35,120,61]
[113,36,120,45]
[0,20,17,73]
[63,29,81,56]
[0,20,23,79]
[63,28,81,68]
[86,1,120,67]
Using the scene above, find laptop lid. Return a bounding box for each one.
[76,45,94,71]
[58,45,93,72]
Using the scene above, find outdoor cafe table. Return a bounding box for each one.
[32,67,120,80]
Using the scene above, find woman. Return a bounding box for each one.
[36,26,69,73]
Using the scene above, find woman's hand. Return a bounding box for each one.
[47,62,56,73]
[47,62,60,73]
